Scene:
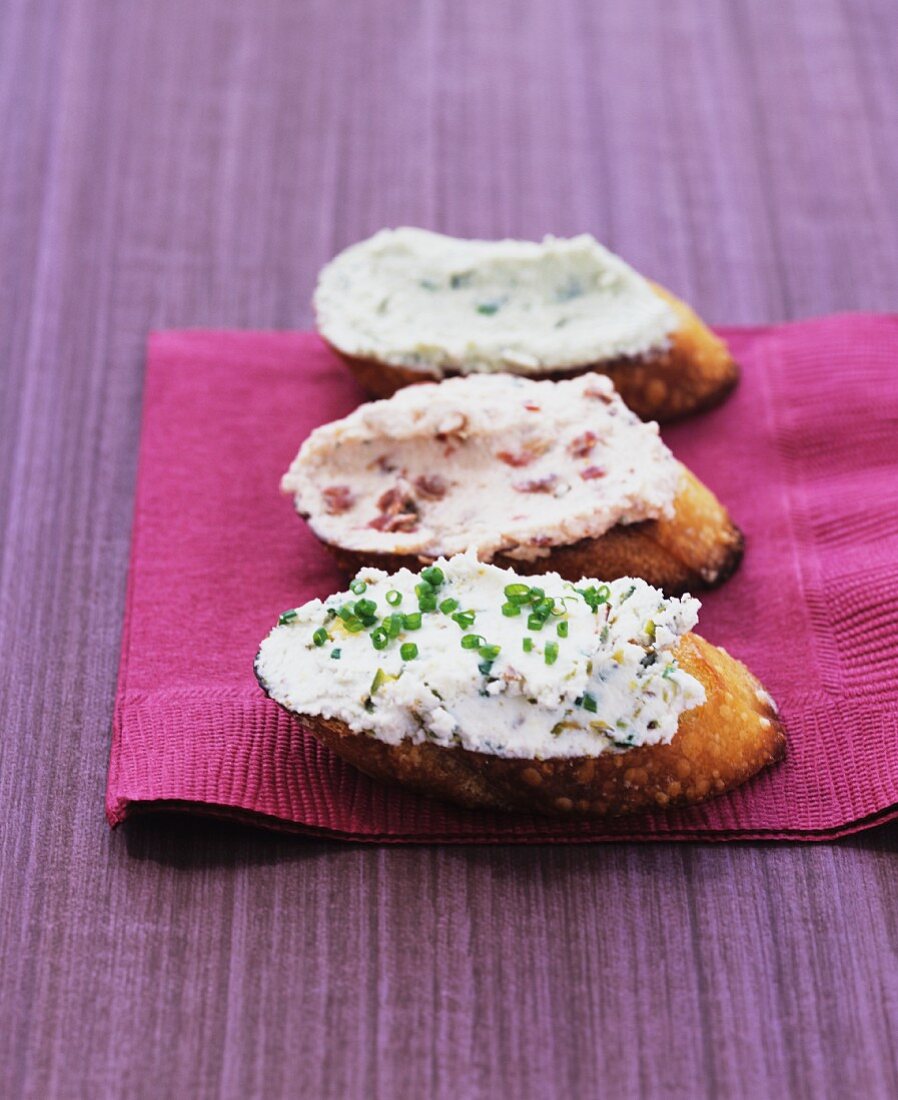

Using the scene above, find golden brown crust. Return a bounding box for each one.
[315,466,744,596]
[330,281,739,423]
[281,635,785,817]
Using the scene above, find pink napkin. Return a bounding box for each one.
[107,318,898,841]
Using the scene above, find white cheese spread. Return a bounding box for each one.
[255,554,706,760]
[282,372,681,562]
[314,228,678,374]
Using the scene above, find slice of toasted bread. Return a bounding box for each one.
[320,466,743,596]
[331,281,737,423]
[269,635,784,817]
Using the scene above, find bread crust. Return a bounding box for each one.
[314,466,744,596]
[263,635,784,817]
[330,282,738,423]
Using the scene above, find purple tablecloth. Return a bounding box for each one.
[3,2,898,1097]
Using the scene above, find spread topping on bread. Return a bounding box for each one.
[255,554,705,760]
[314,228,678,374]
[282,373,680,562]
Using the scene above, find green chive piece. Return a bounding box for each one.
[371,628,389,651]
[501,602,520,617]
[523,637,534,653]
[417,592,437,612]
[451,610,475,629]
[528,587,545,604]
[402,612,422,631]
[385,590,402,606]
[479,643,501,661]
[476,302,500,315]
[527,613,545,631]
[582,693,597,713]
[350,579,367,595]
[354,598,377,618]
[278,609,299,626]
[620,585,636,604]
[645,620,656,639]
[461,634,484,650]
[370,668,387,694]
[504,583,531,603]
[557,621,569,638]
[545,641,559,665]
[338,603,356,623]
[439,597,459,614]
[312,627,328,647]
[478,661,494,675]
[384,613,403,638]
[330,647,342,660]
[400,642,418,661]
[421,566,444,588]
[344,619,365,633]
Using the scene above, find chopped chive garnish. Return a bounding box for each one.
[504,583,531,603]
[461,634,485,650]
[330,647,342,660]
[620,585,636,604]
[527,613,545,631]
[417,592,437,612]
[523,637,534,653]
[582,692,597,712]
[370,628,389,651]
[501,602,520,617]
[400,642,418,660]
[451,610,476,629]
[370,668,388,694]
[479,643,501,661]
[278,609,299,626]
[344,619,365,633]
[385,590,402,606]
[577,584,611,611]
[476,301,500,315]
[402,612,422,631]
[557,621,569,637]
[350,579,367,595]
[662,663,676,679]
[420,566,444,587]
[384,613,403,638]
[354,598,377,619]
[338,603,356,623]
[439,597,459,614]
[645,620,656,638]
[312,627,328,646]
[544,641,559,665]
[528,587,545,604]
[478,661,493,675]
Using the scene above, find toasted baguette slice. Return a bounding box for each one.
[324,466,744,596]
[314,229,737,422]
[283,372,744,595]
[255,559,784,819]
[289,635,784,817]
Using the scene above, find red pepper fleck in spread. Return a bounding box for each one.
[513,475,560,494]
[568,431,598,459]
[322,485,355,514]
[414,474,448,500]
[580,466,606,480]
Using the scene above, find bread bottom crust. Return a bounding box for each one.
[278,635,785,818]
[315,467,744,595]
[332,282,739,423]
